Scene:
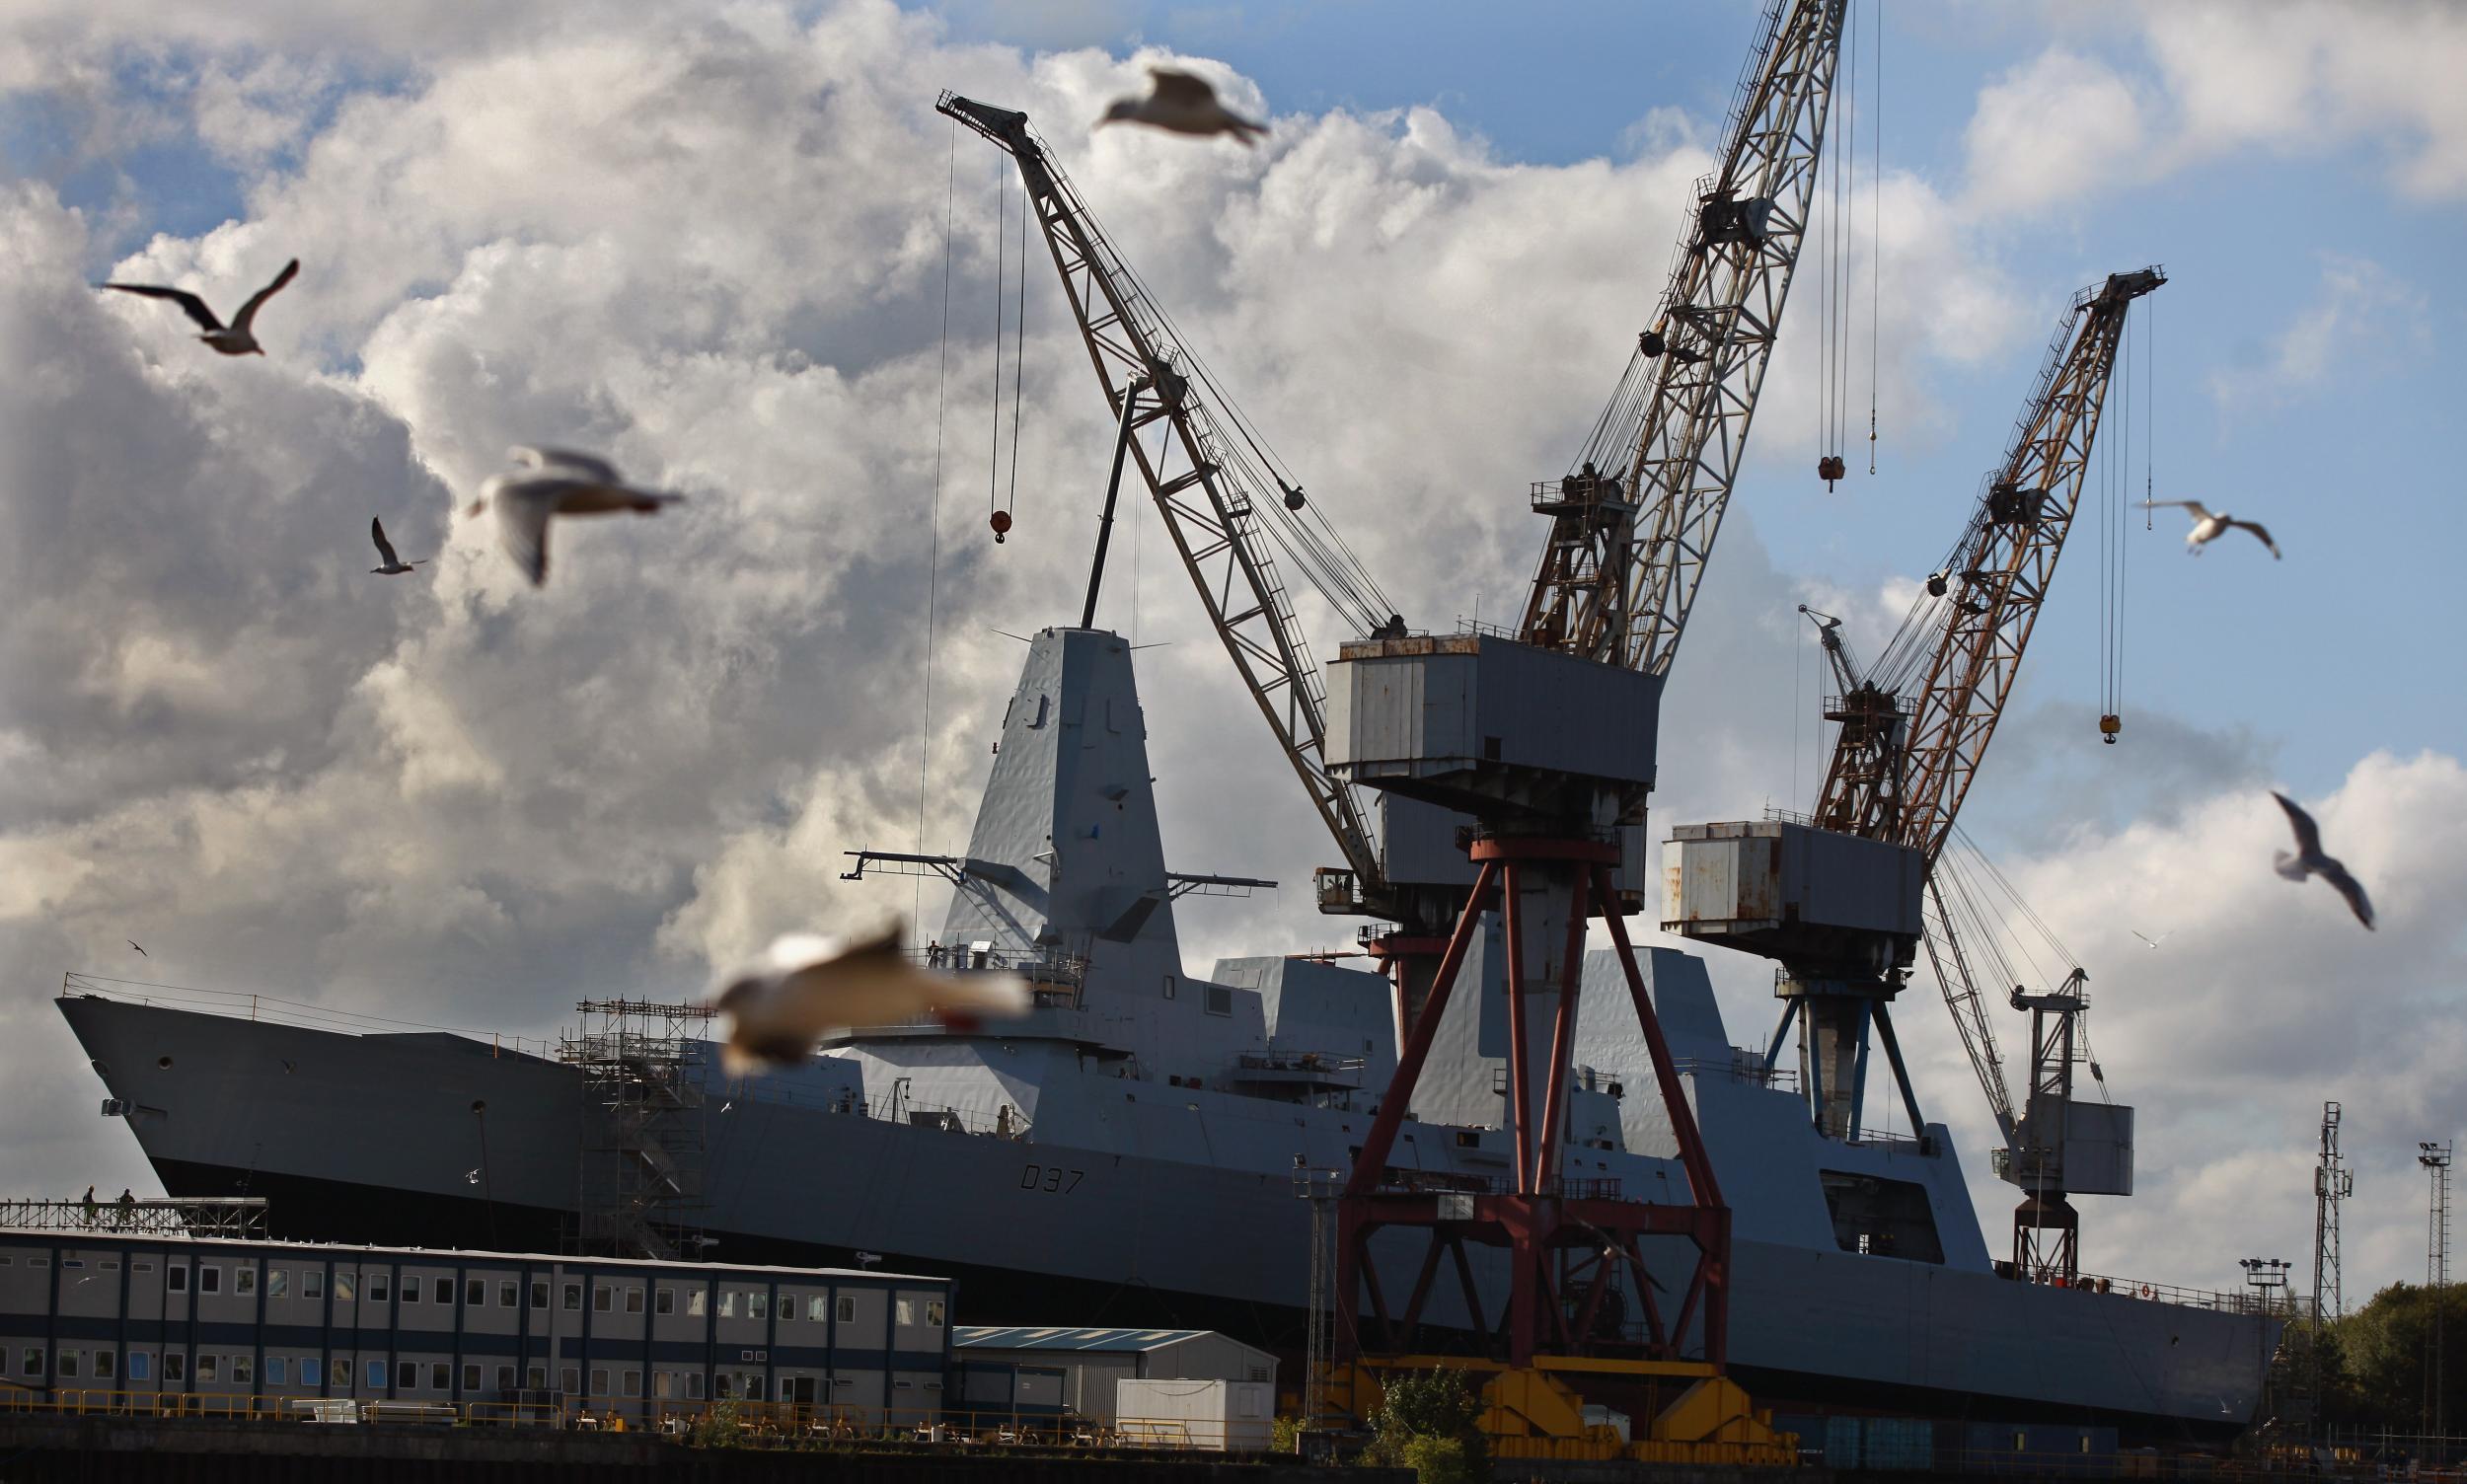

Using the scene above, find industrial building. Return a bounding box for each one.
[952,1326,1276,1424]
[0,1217,953,1427]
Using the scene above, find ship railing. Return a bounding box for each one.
[0,1195,267,1237]
[2007,1267,2311,1315]
[758,1083,1032,1142]
[1673,1047,1799,1092]
[61,971,561,1061]
[1234,1050,1368,1076]
[1364,1170,1625,1202]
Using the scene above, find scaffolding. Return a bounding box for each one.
[2424,1140,2453,1461]
[0,1196,267,1238]
[561,1000,713,1259]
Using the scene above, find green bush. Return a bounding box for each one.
[1399,1435,1485,1484]
[687,1400,741,1448]
[1270,1414,1302,1453]
[1362,1369,1489,1483]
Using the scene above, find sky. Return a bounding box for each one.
[1,0,2463,1314]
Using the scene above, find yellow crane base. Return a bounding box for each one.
[1331,1355,1800,1467]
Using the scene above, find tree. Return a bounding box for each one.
[1362,1369,1490,1484]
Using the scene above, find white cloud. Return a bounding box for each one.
[1962,49,2150,215]
[1963,2,2467,215]
[2207,252,2430,410]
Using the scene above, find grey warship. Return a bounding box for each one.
[60,625,2279,1437]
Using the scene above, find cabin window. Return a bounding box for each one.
[232,1356,253,1383]
[498,1280,517,1308]
[267,1269,288,1299]
[1161,975,1176,1000]
[654,1372,673,1399]
[531,1281,549,1308]
[626,1286,644,1314]
[57,1351,78,1379]
[895,1298,916,1327]
[129,1352,152,1381]
[164,1353,185,1383]
[234,1266,256,1297]
[197,1355,218,1382]
[303,1358,323,1386]
[836,1296,856,1323]
[401,1277,419,1303]
[562,1282,581,1311]
[365,1360,385,1389]
[94,1350,116,1380]
[495,1364,513,1393]
[465,1278,486,1306]
[776,1293,794,1323]
[304,1271,324,1299]
[337,1273,358,1301]
[561,1366,578,1395]
[718,1291,737,1318]
[590,1368,609,1397]
[623,1370,641,1397]
[656,1287,675,1316]
[432,1278,453,1304]
[689,1289,708,1318]
[102,1259,119,1271]
[1205,985,1233,1016]
[807,1295,829,1322]
[199,1265,221,1294]
[462,1363,481,1392]
[526,1366,544,1389]
[134,1261,153,1273]
[925,1300,945,1328]
[688,1372,706,1400]
[746,1291,768,1320]
[593,1284,613,1312]
[168,1266,188,1293]
[264,1356,285,1385]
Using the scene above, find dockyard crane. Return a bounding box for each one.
[1666,266,2164,1282]
[935,93,1413,926]
[952,0,1850,1414]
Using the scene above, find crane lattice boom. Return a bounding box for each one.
[1521,0,1848,675]
[1814,267,2163,869]
[936,95,1385,896]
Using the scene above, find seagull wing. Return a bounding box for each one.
[2139,499,2211,519]
[509,446,623,484]
[371,517,402,568]
[2229,519,2280,558]
[489,479,558,587]
[2271,790,2323,861]
[2317,858,2375,930]
[127,939,147,956]
[230,259,299,334]
[1148,68,1218,108]
[102,282,223,332]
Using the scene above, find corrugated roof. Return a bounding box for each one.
[954,1325,1216,1353]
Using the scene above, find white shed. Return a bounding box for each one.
[950,1326,1276,1423]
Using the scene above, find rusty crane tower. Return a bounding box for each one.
[1667,266,2163,1283]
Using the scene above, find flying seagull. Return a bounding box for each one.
[127,939,147,957]
[465,446,683,587]
[465,1169,481,1185]
[101,258,300,356]
[712,927,1030,1074]
[2140,500,2280,559]
[2129,929,2169,950]
[369,517,426,575]
[2271,790,2374,930]
[1099,69,1266,145]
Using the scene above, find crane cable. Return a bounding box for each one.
[988,155,1006,530]
[1868,0,1883,476]
[916,117,958,923]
